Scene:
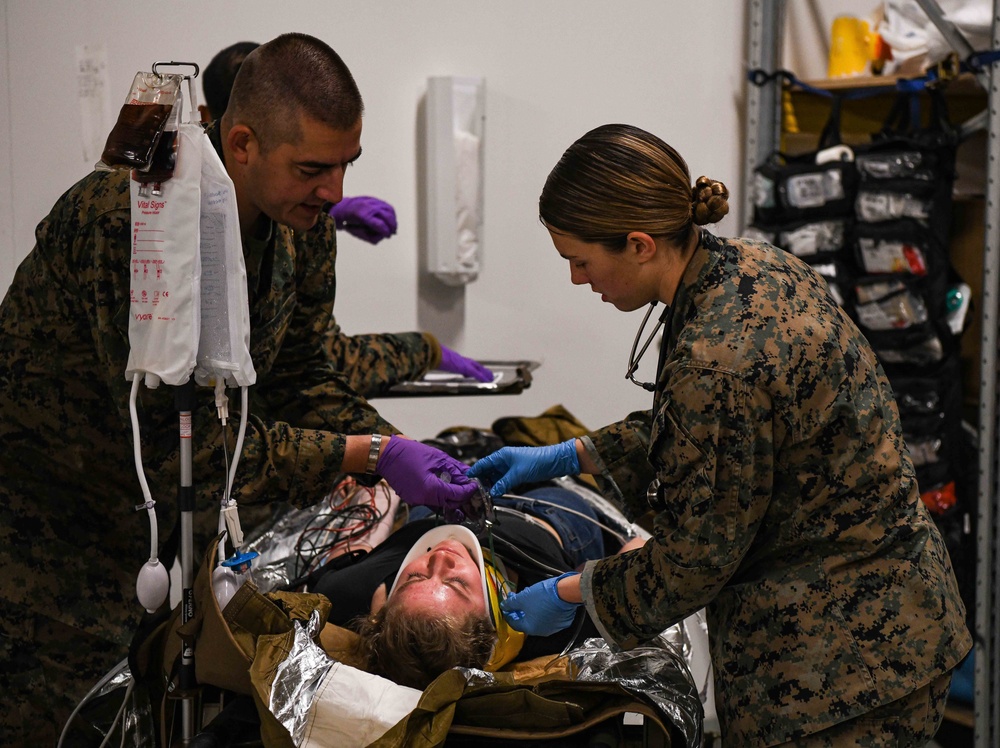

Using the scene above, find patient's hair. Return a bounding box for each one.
[351,603,496,690]
[224,32,363,151]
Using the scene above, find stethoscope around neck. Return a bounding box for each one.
[626,301,669,393]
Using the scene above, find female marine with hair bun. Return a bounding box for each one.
[469,124,970,746]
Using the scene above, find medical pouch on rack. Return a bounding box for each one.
[869,336,945,368]
[194,133,256,388]
[892,357,961,429]
[855,148,943,183]
[850,275,953,367]
[751,97,859,226]
[854,278,930,332]
[748,216,851,264]
[853,220,945,277]
[853,180,953,248]
[893,356,964,489]
[753,153,857,225]
[854,182,943,229]
[125,122,204,387]
[852,90,957,246]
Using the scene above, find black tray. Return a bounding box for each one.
[383,360,538,397]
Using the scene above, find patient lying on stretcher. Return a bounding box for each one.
[310,486,645,689]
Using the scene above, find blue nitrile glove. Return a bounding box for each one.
[438,345,494,383]
[466,439,580,498]
[500,572,581,636]
[328,196,398,244]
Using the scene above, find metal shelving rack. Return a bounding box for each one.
[742,2,1000,745]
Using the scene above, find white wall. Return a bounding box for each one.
[1,0,748,439]
[0,2,11,289]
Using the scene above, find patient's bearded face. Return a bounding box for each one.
[391,540,486,618]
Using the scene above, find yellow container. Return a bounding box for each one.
[828,16,871,78]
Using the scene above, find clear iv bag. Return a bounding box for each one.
[194,139,256,388]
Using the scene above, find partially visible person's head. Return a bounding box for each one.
[539,124,729,252]
[222,33,365,232]
[200,41,259,123]
[539,124,729,310]
[224,33,363,152]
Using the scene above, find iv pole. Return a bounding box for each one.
[150,60,202,746]
[174,379,197,744]
[127,59,253,745]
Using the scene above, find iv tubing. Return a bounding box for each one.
[217,385,251,565]
[56,657,130,748]
[216,381,231,565]
[228,386,250,503]
[129,373,158,560]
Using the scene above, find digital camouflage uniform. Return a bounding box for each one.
[0,126,439,742]
[578,230,972,746]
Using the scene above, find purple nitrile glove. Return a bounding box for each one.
[500,572,581,636]
[328,196,397,244]
[439,345,494,383]
[376,437,479,509]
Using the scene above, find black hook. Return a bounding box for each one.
[151,61,200,79]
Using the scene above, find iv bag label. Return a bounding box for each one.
[130,218,173,321]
